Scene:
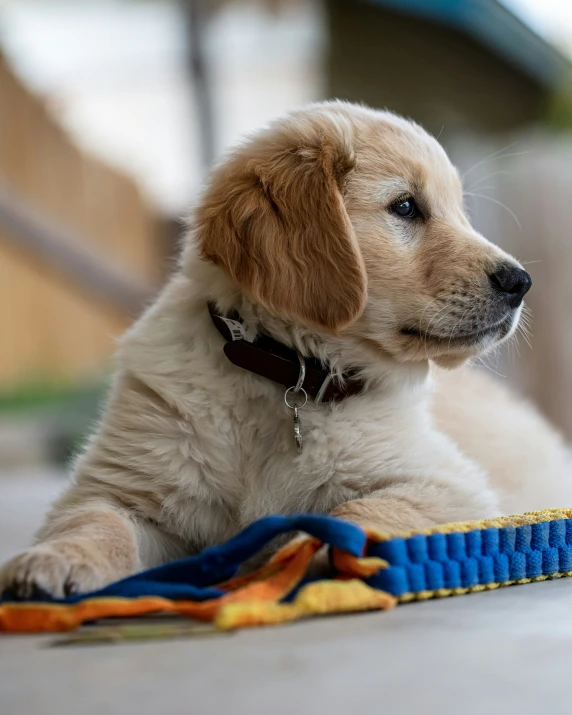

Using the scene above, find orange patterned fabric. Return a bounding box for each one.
[0,533,394,633]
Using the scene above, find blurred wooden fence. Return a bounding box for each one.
[0,53,167,387]
[450,132,572,440]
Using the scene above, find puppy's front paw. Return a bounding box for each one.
[0,542,111,600]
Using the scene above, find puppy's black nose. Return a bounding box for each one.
[489,263,532,308]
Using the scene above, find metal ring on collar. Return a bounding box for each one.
[284,386,308,409]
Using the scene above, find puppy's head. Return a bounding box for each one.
[196,101,530,366]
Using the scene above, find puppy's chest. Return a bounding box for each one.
[198,393,412,513]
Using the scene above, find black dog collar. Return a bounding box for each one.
[208,302,364,403]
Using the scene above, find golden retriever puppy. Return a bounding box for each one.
[1,101,569,599]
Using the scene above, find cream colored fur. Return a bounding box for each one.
[1,101,569,598]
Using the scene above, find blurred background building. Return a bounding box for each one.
[2,0,572,468]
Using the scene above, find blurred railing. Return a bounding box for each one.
[450,132,572,440]
[0,182,154,315]
[0,53,164,386]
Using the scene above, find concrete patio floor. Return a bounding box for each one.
[1,469,572,715]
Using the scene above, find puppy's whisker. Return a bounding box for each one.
[423,304,458,353]
[420,303,451,359]
[424,304,453,338]
[447,306,471,351]
[508,333,521,361]
[416,298,450,359]
[522,304,533,317]
[466,170,511,192]
[520,311,533,329]
[519,310,533,329]
[515,309,533,347]
[520,316,533,331]
[513,334,522,359]
[520,324,533,341]
[520,334,533,350]
[463,192,522,231]
[463,185,496,195]
[462,142,519,180]
[518,323,533,350]
[462,147,533,181]
[433,304,461,333]
[475,354,507,379]
[418,296,443,332]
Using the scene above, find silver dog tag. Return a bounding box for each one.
[293,406,303,453]
[284,386,308,454]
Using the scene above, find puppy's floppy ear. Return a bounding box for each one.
[196,112,367,332]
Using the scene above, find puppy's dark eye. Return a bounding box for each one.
[390,196,419,219]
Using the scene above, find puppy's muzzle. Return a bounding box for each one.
[488,263,532,308]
